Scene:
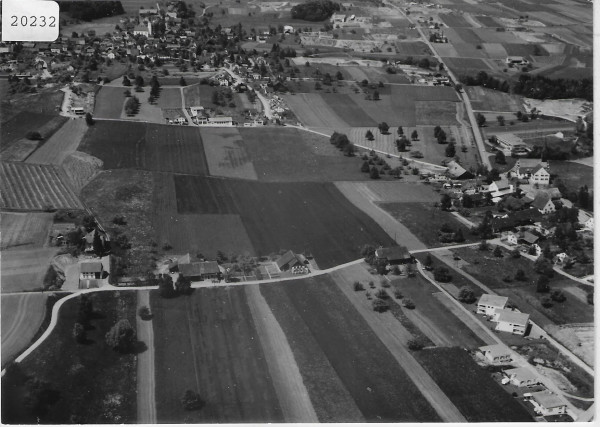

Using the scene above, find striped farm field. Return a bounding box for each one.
[0,212,54,249]
[0,162,82,211]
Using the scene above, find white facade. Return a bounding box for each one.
[477,294,508,316]
[494,309,529,335]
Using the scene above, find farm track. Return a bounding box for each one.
[136,291,157,424]
[245,285,318,422]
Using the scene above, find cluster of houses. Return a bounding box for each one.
[478,343,570,417]
[477,294,530,336]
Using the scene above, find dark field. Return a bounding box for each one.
[260,276,441,422]
[439,13,472,27]
[239,127,367,182]
[414,347,533,422]
[80,121,208,175]
[2,292,137,424]
[151,287,284,423]
[173,176,395,268]
[1,112,67,150]
[390,275,485,349]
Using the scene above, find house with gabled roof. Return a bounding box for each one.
[375,246,413,265]
[276,250,304,271]
[532,193,555,214]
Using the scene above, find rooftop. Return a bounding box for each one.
[179,261,220,277]
[479,344,511,358]
[496,309,530,326]
[81,262,103,273]
[375,246,411,261]
[478,294,508,308]
[531,391,568,409]
[504,367,538,381]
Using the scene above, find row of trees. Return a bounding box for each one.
[290,0,340,21]
[330,132,355,156]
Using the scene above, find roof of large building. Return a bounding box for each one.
[179,261,220,277]
[276,250,302,269]
[496,309,530,326]
[531,391,568,409]
[375,246,411,261]
[478,294,508,308]
[81,262,103,273]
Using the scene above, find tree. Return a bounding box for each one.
[372,298,390,312]
[397,126,404,136]
[105,319,136,353]
[365,129,374,140]
[397,139,406,152]
[138,306,151,320]
[411,130,418,141]
[73,322,86,343]
[361,160,371,173]
[26,131,42,140]
[440,194,452,211]
[181,390,205,411]
[493,246,503,257]
[511,248,521,258]
[458,286,476,303]
[369,166,380,180]
[378,122,390,134]
[534,257,554,277]
[408,339,424,351]
[92,230,104,256]
[424,254,433,269]
[515,269,526,281]
[550,289,566,302]
[433,266,451,282]
[85,112,94,126]
[454,228,465,242]
[403,298,415,309]
[158,275,176,298]
[372,90,380,100]
[122,75,131,86]
[436,129,447,144]
[336,70,343,80]
[445,143,456,157]
[536,275,550,293]
[353,281,364,291]
[394,289,403,299]
[175,274,192,295]
[179,76,187,86]
[476,112,486,127]
[343,143,355,156]
[496,115,505,126]
[541,296,553,308]
[495,150,506,165]
[479,239,489,251]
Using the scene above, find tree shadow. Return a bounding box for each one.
[133,340,148,354]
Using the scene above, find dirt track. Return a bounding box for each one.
[330,265,467,423]
[136,290,157,423]
[1,293,47,365]
[245,284,318,422]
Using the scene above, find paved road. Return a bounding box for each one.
[136,291,157,424]
[383,0,491,169]
[179,87,194,125]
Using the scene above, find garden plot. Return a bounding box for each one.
[200,127,258,180]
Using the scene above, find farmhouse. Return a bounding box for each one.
[529,391,568,416]
[493,309,530,335]
[476,294,508,316]
[167,253,191,272]
[446,160,473,179]
[179,261,221,281]
[488,177,514,202]
[479,344,512,364]
[375,246,413,265]
[503,367,539,387]
[80,261,104,279]
[276,250,306,271]
[531,193,555,215]
[198,116,234,126]
[519,231,539,245]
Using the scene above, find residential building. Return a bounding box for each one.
[488,177,514,202]
[476,294,508,316]
[479,344,512,364]
[529,164,550,185]
[375,246,413,265]
[519,231,539,245]
[530,391,568,416]
[179,261,221,281]
[276,250,305,271]
[446,160,473,179]
[494,309,530,335]
[496,133,529,155]
[80,262,104,280]
[198,116,233,126]
[531,193,555,214]
[506,56,529,66]
[506,232,518,245]
[504,367,539,387]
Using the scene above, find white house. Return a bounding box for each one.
[198,116,233,127]
[496,133,529,155]
[585,217,594,230]
[506,232,518,246]
[479,344,512,364]
[503,367,539,387]
[529,164,550,185]
[80,262,103,280]
[488,177,514,202]
[477,294,508,316]
[530,391,568,416]
[531,193,555,214]
[494,309,530,335]
[283,25,294,33]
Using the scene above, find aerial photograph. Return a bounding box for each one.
[0,0,594,423]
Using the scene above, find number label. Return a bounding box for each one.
[2,0,59,41]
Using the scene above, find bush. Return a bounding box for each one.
[181,390,205,411]
[541,296,553,308]
[394,289,403,299]
[375,289,389,299]
[368,280,375,288]
[550,289,566,303]
[26,131,42,140]
[138,306,151,319]
[372,298,390,312]
[493,246,503,257]
[105,319,136,353]
[73,322,86,343]
[458,286,476,303]
[433,266,452,282]
[353,281,364,291]
[403,298,415,309]
[514,269,526,281]
[407,339,424,351]
[536,275,550,293]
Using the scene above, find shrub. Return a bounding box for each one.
[369,280,375,288]
[372,298,390,312]
[105,319,136,353]
[394,289,403,299]
[181,390,205,411]
[375,289,389,299]
[511,249,521,258]
[381,280,391,288]
[26,131,42,140]
[515,269,526,281]
[353,281,364,291]
[550,289,566,303]
[458,286,476,304]
[138,306,151,319]
[493,246,503,257]
[403,298,415,309]
[536,275,550,293]
[433,266,452,282]
[407,339,424,351]
[541,296,553,308]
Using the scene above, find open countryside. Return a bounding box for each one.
[0,0,594,424]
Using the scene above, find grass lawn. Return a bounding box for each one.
[2,291,137,424]
[240,127,367,182]
[151,287,284,423]
[377,202,475,247]
[415,101,458,126]
[94,86,127,119]
[550,161,593,190]
[156,87,183,109]
[414,347,533,422]
[260,276,441,422]
[390,275,485,349]
[1,112,67,151]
